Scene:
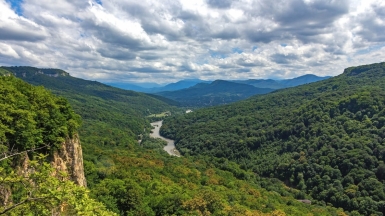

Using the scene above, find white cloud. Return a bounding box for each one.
[0,0,49,42]
[0,43,20,59]
[0,0,384,83]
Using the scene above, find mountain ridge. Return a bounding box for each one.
[105,75,331,93]
[155,79,275,107]
[161,62,385,215]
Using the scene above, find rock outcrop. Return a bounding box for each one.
[51,134,87,187]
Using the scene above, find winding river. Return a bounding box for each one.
[150,121,180,157]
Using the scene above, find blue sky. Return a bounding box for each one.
[7,0,23,15]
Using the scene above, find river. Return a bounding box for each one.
[150,121,180,157]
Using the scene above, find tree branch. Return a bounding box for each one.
[0,197,49,215]
[0,144,50,162]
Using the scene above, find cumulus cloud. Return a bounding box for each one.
[0,0,384,83]
[0,0,49,41]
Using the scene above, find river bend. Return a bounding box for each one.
[150,121,180,157]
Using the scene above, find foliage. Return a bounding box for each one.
[0,155,115,215]
[0,76,113,215]
[3,66,180,150]
[1,67,347,215]
[162,62,385,215]
[0,68,11,76]
[0,76,80,154]
[84,138,344,216]
[156,80,274,107]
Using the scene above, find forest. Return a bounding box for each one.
[0,76,114,215]
[161,62,385,215]
[0,67,348,215]
[155,80,274,107]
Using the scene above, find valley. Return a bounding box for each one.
[161,62,385,215]
[109,75,330,107]
[1,63,383,215]
[150,120,180,157]
[1,1,382,215]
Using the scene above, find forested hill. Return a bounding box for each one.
[2,66,176,148]
[161,62,385,215]
[156,80,274,107]
[0,76,114,215]
[0,69,346,215]
[278,74,331,87]
[233,74,330,89]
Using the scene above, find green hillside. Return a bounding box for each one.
[0,76,114,215]
[0,68,346,215]
[2,66,177,148]
[0,68,11,76]
[161,62,385,215]
[156,80,274,107]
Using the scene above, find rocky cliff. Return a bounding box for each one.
[51,134,87,187]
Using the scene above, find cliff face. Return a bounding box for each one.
[1,135,87,207]
[51,134,87,187]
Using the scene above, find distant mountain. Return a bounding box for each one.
[106,75,330,94]
[233,79,287,89]
[105,79,211,93]
[105,82,149,92]
[233,74,331,89]
[278,74,332,87]
[156,80,274,107]
[150,79,211,93]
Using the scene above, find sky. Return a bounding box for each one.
[0,0,384,84]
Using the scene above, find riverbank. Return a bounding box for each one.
[150,121,180,157]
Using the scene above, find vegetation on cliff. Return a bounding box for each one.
[0,75,114,215]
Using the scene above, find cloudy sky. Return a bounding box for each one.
[0,0,384,83]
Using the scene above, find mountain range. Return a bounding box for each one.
[155,80,274,107]
[153,74,331,107]
[233,74,332,89]
[107,79,210,93]
[106,74,331,93]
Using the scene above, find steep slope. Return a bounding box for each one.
[161,62,385,215]
[156,80,274,107]
[3,66,176,148]
[0,76,113,215]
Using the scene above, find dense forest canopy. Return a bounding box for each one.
[0,68,347,215]
[155,80,274,107]
[0,75,80,153]
[2,66,179,148]
[161,62,385,215]
[0,75,113,215]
